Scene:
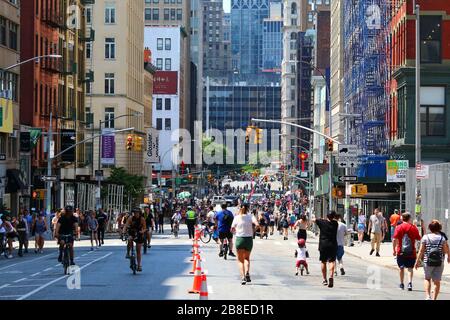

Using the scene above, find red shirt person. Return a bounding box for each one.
[393,213,422,291]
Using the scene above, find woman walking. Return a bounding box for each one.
[294,214,309,241]
[14,213,28,257]
[231,203,259,285]
[33,214,47,253]
[415,220,449,300]
[357,209,366,245]
[87,211,99,250]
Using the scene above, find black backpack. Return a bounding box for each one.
[400,226,414,256]
[426,235,443,267]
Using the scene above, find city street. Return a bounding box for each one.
[1,225,449,300]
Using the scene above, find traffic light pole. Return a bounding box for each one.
[344,102,350,230]
[97,119,102,210]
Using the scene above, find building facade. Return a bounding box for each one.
[86,0,145,182]
[0,0,20,213]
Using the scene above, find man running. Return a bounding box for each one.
[215,202,236,257]
[125,208,146,272]
[55,206,79,265]
[313,211,338,288]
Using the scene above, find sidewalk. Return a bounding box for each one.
[345,241,450,284]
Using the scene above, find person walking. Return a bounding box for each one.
[415,219,450,300]
[230,203,259,285]
[280,213,289,240]
[312,211,338,288]
[368,208,383,256]
[185,206,197,239]
[158,208,165,234]
[51,211,61,239]
[294,214,309,241]
[87,211,99,251]
[335,214,348,276]
[14,213,29,257]
[33,214,47,253]
[389,209,401,242]
[96,209,108,246]
[357,209,366,245]
[379,211,388,243]
[393,212,422,291]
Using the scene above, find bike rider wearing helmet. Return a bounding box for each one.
[144,206,155,249]
[124,208,146,272]
[55,206,79,265]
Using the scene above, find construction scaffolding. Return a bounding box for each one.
[344,0,391,177]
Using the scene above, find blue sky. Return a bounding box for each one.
[224,0,230,13]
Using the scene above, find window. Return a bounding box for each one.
[105,6,116,24]
[145,0,151,3]
[104,107,115,128]
[105,38,115,59]
[157,38,163,50]
[8,21,17,50]
[420,87,445,136]
[177,0,182,3]
[165,118,171,130]
[156,98,162,110]
[165,98,171,110]
[153,8,159,20]
[145,8,152,20]
[0,17,6,46]
[420,16,442,63]
[156,58,163,70]
[177,9,182,20]
[86,82,92,94]
[86,7,92,24]
[165,38,171,50]
[164,9,170,20]
[156,118,162,130]
[291,2,297,14]
[170,9,176,20]
[0,71,18,101]
[86,42,92,59]
[165,58,171,70]
[104,73,115,94]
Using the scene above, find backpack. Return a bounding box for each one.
[400,226,414,256]
[426,235,443,267]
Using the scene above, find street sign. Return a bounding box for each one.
[338,175,358,182]
[416,163,429,180]
[386,160,408,182]
[337,158,358,168]
[0,154,5,161]
[95,170,104,181]
[338,144,358,157]
[40,175,57,182]
[299,171,308,178]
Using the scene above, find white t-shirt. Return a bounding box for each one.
[231,214,257,237]
[296,247,307,261]
[336,222,347,246]
[206,211,215,224]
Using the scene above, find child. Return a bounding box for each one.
[295,239,310,276]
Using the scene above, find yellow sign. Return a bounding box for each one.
[351,184,368,197]
[0,98,13,133]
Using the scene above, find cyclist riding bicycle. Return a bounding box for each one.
[171,211,182,236]
[124,208,146,272]
[55,206,79,265]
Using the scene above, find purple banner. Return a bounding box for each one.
[101,129,115,165]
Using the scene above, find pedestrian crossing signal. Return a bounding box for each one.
[126,135,133,150]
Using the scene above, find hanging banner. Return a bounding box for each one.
[0,97,13,133]
[30,129,42,148]
[145,127,160,163]
[153,71,178,94]
[101,129,115,165]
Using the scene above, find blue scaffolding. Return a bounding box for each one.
[343,0,391,178]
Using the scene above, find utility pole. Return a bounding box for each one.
[344,102,350,229]
[96,119,102,210]
[46,112,53,219]
[414,3,422,229]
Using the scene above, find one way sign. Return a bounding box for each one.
[338,176,358,182]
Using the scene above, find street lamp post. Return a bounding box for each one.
[96,112,142,210]
[414,3,422,228]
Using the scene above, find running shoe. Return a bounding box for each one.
[245,273,251,282]
[399,283,405,290]
[407,282,412,291]
[328,278,334,288]
[241,278,246,285]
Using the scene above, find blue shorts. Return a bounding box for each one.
[357,223,365,231]
[396,256,415,269]
[337,245,345,261]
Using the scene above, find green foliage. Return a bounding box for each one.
[105,167,145,206]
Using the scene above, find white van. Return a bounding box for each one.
[212,195,225,205]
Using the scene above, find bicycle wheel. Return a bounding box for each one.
[63,247,70,275]
[200,229,212,244]
[223,244,228,260]
[131,257,136,275]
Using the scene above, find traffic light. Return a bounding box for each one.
[254,128,263,144]
[134,136,143,152]
[299,152,308,171]
[32,191,38,199]
[327,139,333,152]
[245,126,254,144]
[126,135,133,150]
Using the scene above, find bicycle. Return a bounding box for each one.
[173,221,179,238]
[223,238,228,260]
[200,222,213,244]
[59,235,73,275]
[122,234,137,275]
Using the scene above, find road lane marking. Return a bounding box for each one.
[0,295,21,298]
[0,254,54,271]
[13,278,27,283]
[0,284,10,289]
[17,252,113,301]
[208,286,214,294]
[54,264,61,267]
[30,272,41,277]
[44,268,53,272]
[8,285,41,288]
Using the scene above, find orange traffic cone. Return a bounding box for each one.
[188,256,202,294]
[199,274,208,300]
[189,253,202,274]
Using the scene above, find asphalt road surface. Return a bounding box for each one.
[1,225,449,300]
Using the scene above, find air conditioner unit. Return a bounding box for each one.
[10,130,18,138]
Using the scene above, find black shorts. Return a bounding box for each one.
[58,235,74,244]
[297,229,307,241]
[319,246,337,263]
[128,232,145,244]
[397,256,415,269]
[219,231,233,240]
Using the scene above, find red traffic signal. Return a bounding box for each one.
[126,135,133,150]
[299,152,308,161]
